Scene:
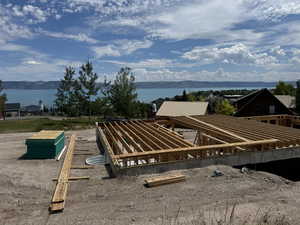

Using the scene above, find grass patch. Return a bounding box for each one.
[0,117,101,133]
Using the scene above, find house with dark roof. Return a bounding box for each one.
[234,89,294,117]
[2,103,21,119]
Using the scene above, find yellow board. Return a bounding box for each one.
[29,130,64,140]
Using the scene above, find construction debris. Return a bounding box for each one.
[212,169,224,177]
[144,174,186,187]
[85,155,106,165]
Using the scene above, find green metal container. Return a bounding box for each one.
[25,130,65,159]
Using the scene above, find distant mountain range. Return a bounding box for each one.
[2,80,287,90]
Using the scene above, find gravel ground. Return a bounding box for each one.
[1,129,300,225]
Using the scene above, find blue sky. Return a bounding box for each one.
[1,0,300,82]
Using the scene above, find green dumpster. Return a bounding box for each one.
[25,130,65,159]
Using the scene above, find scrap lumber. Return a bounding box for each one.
[71,165,94,169]
[52,176,90,181]
[145,174,186,187]
[50,134,76,213]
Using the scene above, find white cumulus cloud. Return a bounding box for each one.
[182,43,278,66]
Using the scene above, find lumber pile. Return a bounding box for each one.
[49,134,76,213]
[144,174,186,187]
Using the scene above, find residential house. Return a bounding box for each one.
[156,101,208,119]
[234,89,294,117]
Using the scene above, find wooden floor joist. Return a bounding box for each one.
[96,115,300,172]
[50,134,76,213]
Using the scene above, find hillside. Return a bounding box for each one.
[2,80,281,90]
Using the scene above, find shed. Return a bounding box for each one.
[235,89,294,117]
[156,101,208,118]
[25,130,65,159]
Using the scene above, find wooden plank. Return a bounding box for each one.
[52,176,90,181]
[113,122,144,152]
[97,127,118,162]
[145,122,194,147]
[119,122,153,151]
[172,116,240,143]
[126,122,164,150]
[108,123,133,153]
[71,165,94,169]
[113,139,278,159]
[103,124,123,155]
[186,116,250,142]
[145,174,186,187]
[130,121,172,149]
[50,134,76,212]
[134,121,181,148]
[153,123,184,138]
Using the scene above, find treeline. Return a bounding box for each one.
[55,62,151,118]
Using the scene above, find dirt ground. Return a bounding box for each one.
[1,129,300,225]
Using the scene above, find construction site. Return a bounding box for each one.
[2,113,300,224]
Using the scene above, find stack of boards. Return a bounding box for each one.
[144,174,186,187]
[25,130,65,159]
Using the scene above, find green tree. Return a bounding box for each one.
[107,67,138,118]
[187,94,196,101]
[296,80,300,114]
[182,90,188,101]
[215,99,235,115]
[55,66,76,115]
[78,61,99,118]
[274,81,295,96]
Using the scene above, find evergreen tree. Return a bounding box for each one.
[182,90,188,101]
[296,80,300,114]
[108,67,138,118]
[55,67,75,115]
[274,81,295,96]
[0,80,7,118]
[78,61,99,118]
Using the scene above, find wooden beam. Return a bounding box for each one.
[172,117,239,143]
[71,165,94,169]
[130,121,172,149]
[126,121,164,150]
[113,139,278,159]
[103,124,123,155]
[145,122,194,147]
[153,123,184,139]
[145,174,186,187]
[52,176,90,181]
[186,116,250,142]
[134,121,181,148]
[119,122,153,151]
[113,122,144,152]
[50,134,76,212]
[108,123,133,153]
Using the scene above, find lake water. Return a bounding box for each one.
[3,87,270,106]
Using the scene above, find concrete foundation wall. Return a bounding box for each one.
[116,147,300,176]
